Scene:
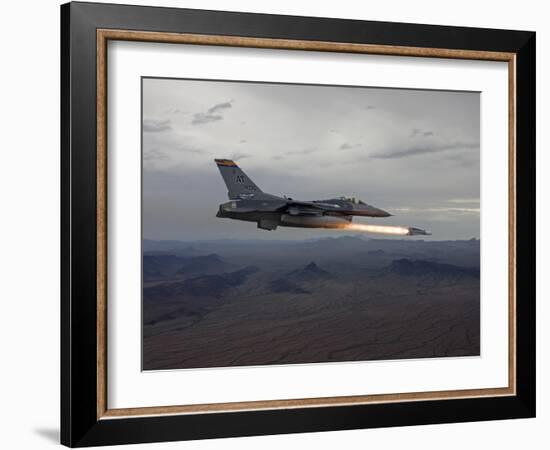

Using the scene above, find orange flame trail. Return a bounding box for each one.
[339,223,409,236]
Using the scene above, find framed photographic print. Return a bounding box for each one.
[61,2,536,447]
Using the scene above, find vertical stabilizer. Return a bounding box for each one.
[214,159,262,199]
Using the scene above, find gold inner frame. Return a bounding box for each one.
[96,29,517,420]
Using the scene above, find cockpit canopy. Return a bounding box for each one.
[340,196,366,205]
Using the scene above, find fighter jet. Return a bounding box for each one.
[214,158,401,231]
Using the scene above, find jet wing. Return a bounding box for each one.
[283,200,344,216]
[232,203,287,213]
[286,200,318,208]
[286,207,323,216]
[282,201,327,216]
[230,200,334,216]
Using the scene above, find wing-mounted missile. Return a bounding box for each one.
[406,227,431,236]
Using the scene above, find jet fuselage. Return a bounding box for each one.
[214,159,392,231]
[216,197,392,230]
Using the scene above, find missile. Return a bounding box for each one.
[406,227,431,236]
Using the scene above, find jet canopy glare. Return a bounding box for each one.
[340,196,366,205]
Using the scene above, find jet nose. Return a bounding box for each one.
[371,207,392,217]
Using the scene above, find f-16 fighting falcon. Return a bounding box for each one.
[214,159,430,235]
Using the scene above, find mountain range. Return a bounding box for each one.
[142,237,480,370]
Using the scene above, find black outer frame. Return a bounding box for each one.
[60,1,536,447]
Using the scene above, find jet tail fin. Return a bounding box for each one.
[214,159,263,200]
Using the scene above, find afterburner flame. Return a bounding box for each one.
[339,223,409,235]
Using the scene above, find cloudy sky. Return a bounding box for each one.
[142,77,480,241]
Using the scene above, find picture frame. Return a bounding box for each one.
[61,1,535,447]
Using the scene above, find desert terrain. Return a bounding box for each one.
[142,236,480,370]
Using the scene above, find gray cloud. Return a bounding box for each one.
[393,206,480,214]
[446,150,480,168]
[164,108,189,114]
[192,100,234,125]
[370,141,479,159]
[143,119,172,132]
[230,152,252,161]
[143,144,210,164]
[181,147,210,155]
[192,113,223,125]
[339,142,361,150]
[208,101,233,114]
[448,198,480,204]
[285,148,317,156]
[143,148,168,162]
[409,128,434,138]
[142,77,480,240]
